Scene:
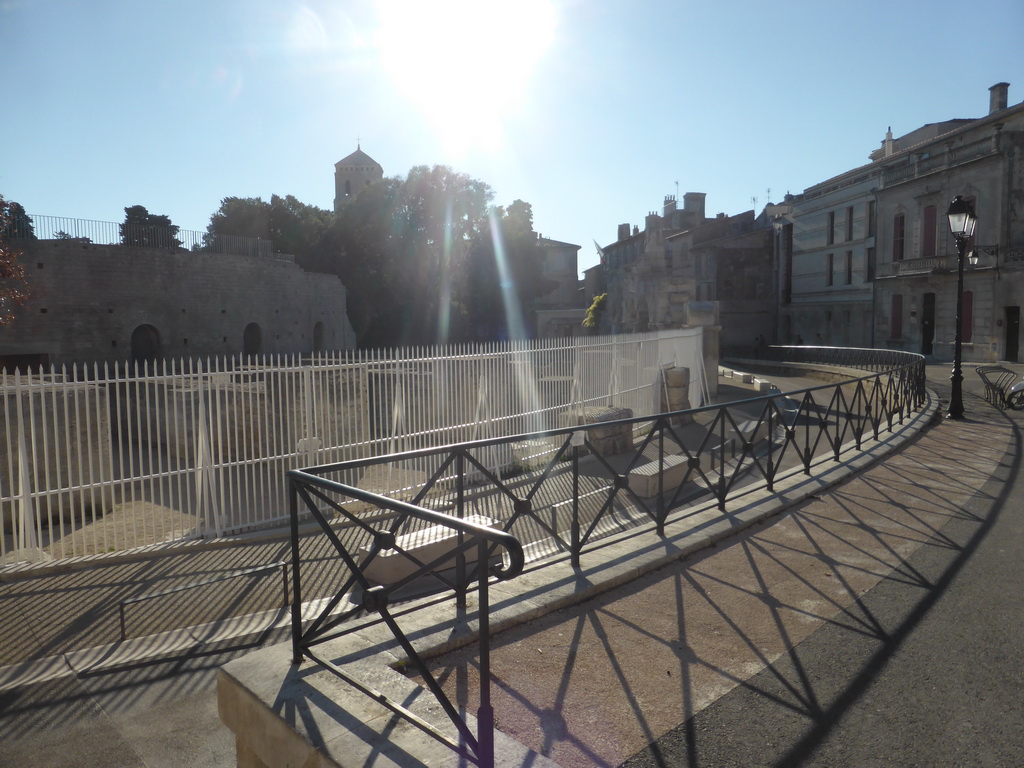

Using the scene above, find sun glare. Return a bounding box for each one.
[375,0,556,154]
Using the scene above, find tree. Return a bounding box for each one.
[120,205,182,249]
[583,293,607,331]
[307,166,498,347]
[204,195,331,258]
[461,199,556,341]
[268,194,332,257]
[206,197,271,242]
[0,196,31,325]
[0,198,35,241]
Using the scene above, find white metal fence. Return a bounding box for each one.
[1,329,705,565]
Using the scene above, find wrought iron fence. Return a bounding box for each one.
[12,213,278,259]
[286,346,926,767]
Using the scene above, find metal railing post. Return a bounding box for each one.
[289,481,304,664]
[571,432,582,568]
[477,537,495,768]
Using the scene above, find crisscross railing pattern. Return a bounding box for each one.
[287,346,925,765]
[288,471,525,767]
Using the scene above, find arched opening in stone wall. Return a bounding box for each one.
[313,321,325,352]
[243,323,263,356]
[131,324,162,363]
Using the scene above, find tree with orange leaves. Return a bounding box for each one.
[0,195,31,325]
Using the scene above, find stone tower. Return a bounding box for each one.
[333,145,383,212]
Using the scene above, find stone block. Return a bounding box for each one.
[561,406,633,456]
[663,366,689,388]
[628,454,690,497]
[358,514,498,585]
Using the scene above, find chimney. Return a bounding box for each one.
[682,192,706,218]
[989,82,1009,114]
[617,223,630,241]
[663,195,677,216]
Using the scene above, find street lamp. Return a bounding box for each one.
[945,195,977,419]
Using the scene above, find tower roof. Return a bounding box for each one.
[335,146,381,168]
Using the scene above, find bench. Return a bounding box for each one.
[976,366,1020,409]
[358,514,499,585]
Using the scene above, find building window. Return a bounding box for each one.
[782,223,793,304]
[893,213,905,262]
[891,294,903,339]
[962,290,974,343]
[827,211,835,245]
[826,253,834,286]
[867,200,877,238]
[922,204,937,258]
[845,251,853,284]
[866,247,876,282]
[846,206,854,241]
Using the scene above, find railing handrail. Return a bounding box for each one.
[287,468,526,579]
[287,346,927,767]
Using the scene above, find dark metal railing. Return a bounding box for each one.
[287,473,525,768]
[287,346,925,767]
[13,213,284,259]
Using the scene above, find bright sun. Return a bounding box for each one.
[375,0,556,154]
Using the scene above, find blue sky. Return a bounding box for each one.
[3,0,1023,276]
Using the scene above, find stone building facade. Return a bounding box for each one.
[0,239,357,369]
[779,82,1024,363]
[333,145,384,212]
[531,236,585,338]
[779,167,880,347]
[872,83,1024,363]
[597,193,776,366]
[599,192,711,334]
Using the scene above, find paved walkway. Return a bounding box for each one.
[418,366,1024,767]
[1,364,1021,767]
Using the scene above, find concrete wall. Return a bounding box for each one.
[0,240,357,368]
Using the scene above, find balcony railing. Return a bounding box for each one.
[287,346,926,768]
[877,254,955,277]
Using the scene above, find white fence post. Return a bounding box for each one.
[194,360,223,538]
[0,330,704,563]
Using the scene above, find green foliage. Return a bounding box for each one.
[120,205,182,248]
[54,230,92,243]
[204,195,331,258]
[0,199,35,240]
[202,164,553,348]
[582,293,607,329]
[0,195,30,325]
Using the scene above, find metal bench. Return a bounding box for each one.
[976,366,1020,409]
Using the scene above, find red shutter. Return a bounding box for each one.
[893,214,905,261]
[891,294,903,339]
[962,291,974,343]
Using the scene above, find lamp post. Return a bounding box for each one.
[945,195,977,420]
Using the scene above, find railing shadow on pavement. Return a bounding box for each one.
[620,386,1022,768]
[286,347,926,768]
